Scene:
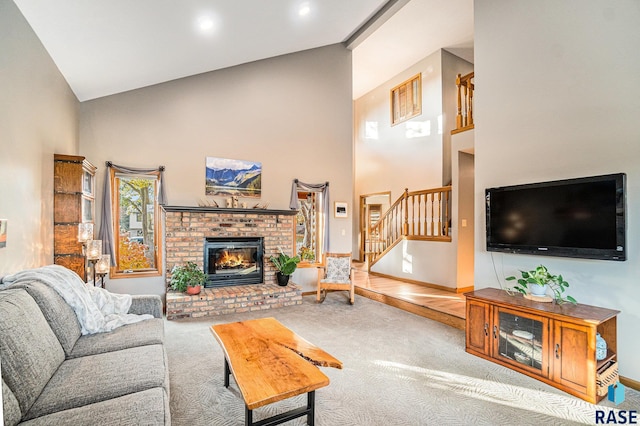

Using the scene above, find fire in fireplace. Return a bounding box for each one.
[203,237,264,287]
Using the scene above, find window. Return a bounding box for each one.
[391,73,422,125]
[111,170,161,277]
[295,192,324,265]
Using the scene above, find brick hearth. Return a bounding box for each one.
[163,206,302,319]
[166,283,302,320]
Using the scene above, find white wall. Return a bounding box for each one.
[475,0,640,381]
[354,49,473,288]
[441,50,474,185]
[354,49,444,204]
[0,0,79,276]
[452,131,475,289]
[372,239,457,287]
[79,44,354,295]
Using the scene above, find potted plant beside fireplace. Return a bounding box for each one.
[269,249,300,286]
[170,261,206,295]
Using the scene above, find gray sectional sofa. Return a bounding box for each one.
[0,280,170,425]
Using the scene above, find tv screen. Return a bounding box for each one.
[486,173,626,261]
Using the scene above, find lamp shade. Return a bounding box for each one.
[86,239,102,260]
[95,255,110,274]
[77,223,94,243]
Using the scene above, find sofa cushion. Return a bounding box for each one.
[68,317,164,358]
[2,379,22,426]
[129,294,163,318]
[20,387,170,426]
[15,280,82,356]
[24,344,168,421]
[0,289,65,414]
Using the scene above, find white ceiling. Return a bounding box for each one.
[13,0,473,102]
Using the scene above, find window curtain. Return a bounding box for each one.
[98,162,167,265]
[289,179,330,252]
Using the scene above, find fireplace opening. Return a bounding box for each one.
[204,237,264,287]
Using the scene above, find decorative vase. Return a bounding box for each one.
[186,285,201,295]
[276,272,290,286]
[529,284,548,297]
[596,333,607,360]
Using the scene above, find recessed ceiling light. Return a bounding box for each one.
[198,17,214,31]
[298,3,311,17]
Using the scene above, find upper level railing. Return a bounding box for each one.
[453,72,474,134]
[366,186,452,267]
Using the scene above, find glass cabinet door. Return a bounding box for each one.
[494,307,548,376]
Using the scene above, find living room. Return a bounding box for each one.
[2,0,640,424]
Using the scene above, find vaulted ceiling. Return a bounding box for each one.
[14,0,473,102]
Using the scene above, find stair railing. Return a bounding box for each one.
[367,186,452,268]
[453,72,474,133]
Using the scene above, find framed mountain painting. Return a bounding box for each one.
[205,157,262,197]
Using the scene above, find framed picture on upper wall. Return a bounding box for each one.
[334,202,348,218]
[205,157,262,198]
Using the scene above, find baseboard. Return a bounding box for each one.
[620,375,640,391]
[369,271,473,293]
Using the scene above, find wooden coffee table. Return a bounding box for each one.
[211,317,342,426]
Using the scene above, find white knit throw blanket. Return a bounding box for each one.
[0,264,153,335]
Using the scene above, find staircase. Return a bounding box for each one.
[366,186,452,269]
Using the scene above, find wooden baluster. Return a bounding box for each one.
[417,194,422,236]
[467,80,474,126]
[430,193,435,236]
[402,188,409,236]
[444,190,450,236]
[463,84,469,127]
[410,195,415,236]
[422,194,427,236]
[455,74,462,129]
[437,191,442,237]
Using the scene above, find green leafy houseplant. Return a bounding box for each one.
[506,264,577,304]
[269,250,301,276]
[170,261,206,293]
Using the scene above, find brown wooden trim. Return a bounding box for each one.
[111,168,163,276]
[359,191,392,262]
[162,205,298,215]
[620,375,640,391]
[390,73,422,126]
[456,285,475,294]
[297,262,321,269]
[110,270,162,279]
[451,124,474,135]
[405,235,452,242]
[356,287,465,330]
[368,271,468,293]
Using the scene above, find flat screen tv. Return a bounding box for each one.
[485,173,626,261]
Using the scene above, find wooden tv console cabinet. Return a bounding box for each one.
[465,288,619,403]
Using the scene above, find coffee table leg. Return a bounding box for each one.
[224,358,231,388]
[307,391,315,426]
[245,405,253,426]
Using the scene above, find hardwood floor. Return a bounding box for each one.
[352,262,467,330]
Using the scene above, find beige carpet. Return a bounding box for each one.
[165,294,639,425]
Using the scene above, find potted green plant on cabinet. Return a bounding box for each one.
[170,261,206,295]
[506,264,576,304]
[269,249,301,286]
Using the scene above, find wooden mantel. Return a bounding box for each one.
[162,205,298,216]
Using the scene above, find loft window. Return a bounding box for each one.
[391,73,422,125]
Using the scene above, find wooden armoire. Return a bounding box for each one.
[53,154,96,280]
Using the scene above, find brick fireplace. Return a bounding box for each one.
[163,206,302,319]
